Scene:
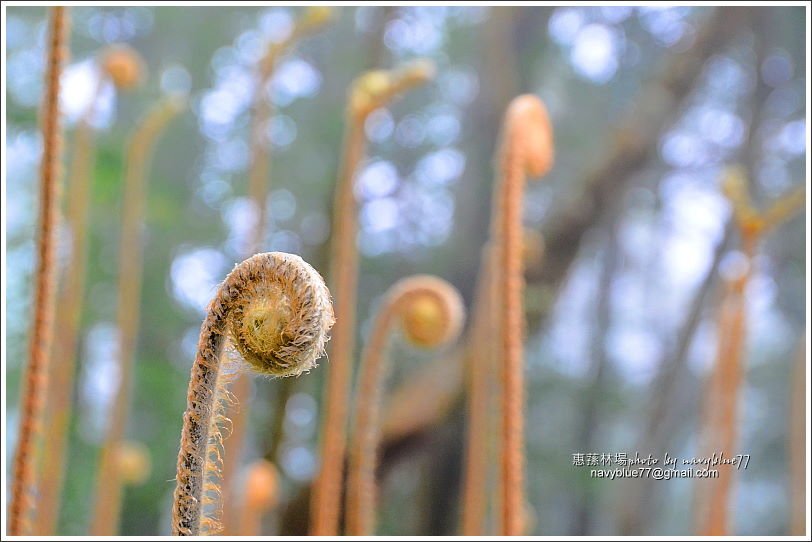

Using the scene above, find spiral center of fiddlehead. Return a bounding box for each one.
[237,283,292,358]
[402,294,450,348]
[227,255,334,378]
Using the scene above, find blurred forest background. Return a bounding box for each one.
[4,5,808,536]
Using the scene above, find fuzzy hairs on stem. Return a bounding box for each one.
[172,252,333,536]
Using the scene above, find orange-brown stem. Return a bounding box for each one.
[311,59,434,536]
[461,248,495,535]
[696,170,804,535]
[35,85,99,534]
[310,117,366,536]
[696,248,751,536]
[90,96,184,535]
[493,95,553,535]
[9,7,69,535]
[345,276,463,535]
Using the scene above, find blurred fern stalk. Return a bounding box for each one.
[310,59,435,536]
[37,43,145,535]
[220,8,333,535]
[9,6,69,536]
[90,93,185,535]
[695,167,804,535]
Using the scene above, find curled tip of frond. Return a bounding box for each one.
[503,94,555,178]
[391,275,465,349]
[349,59,436,119]
[115,440,152,486]
[244,460,280,511]
[227,252,334,378]
[100,44,146,90]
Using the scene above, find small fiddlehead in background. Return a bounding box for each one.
[101,44,146,90]
[345,275,464,535]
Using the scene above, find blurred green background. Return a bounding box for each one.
[4,5,807,536]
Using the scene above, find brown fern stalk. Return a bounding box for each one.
[462,228,545,535]
[310,59,435,536]
[493,95,553,536]
[696,249,751,536]
[697,167,804,535]
[9,7,69,535]
[36,44,142,534]
[246,6,333,254]
[90,95,185,535]
[237,460,280,535]
[220,10,333,535]
[345,276,464,535]
[172,252,333,535]
[461,248,495,535]
[34,81,99,535]
[487,243,504,536]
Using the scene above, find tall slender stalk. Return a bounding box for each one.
[34,83,98,537]
[696,253,751,536]
[36,45,143,535]
[220,9,333,535]
[492,95,553,535]
[345,276,464,535]
[172,252,334,535]
[90,95,185,535]
[246,6,333,254]
[461,228,545,535]
[696,166,804,535]
[461,248,495,535]
[310,59,435,536]
[9,7,69,535]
